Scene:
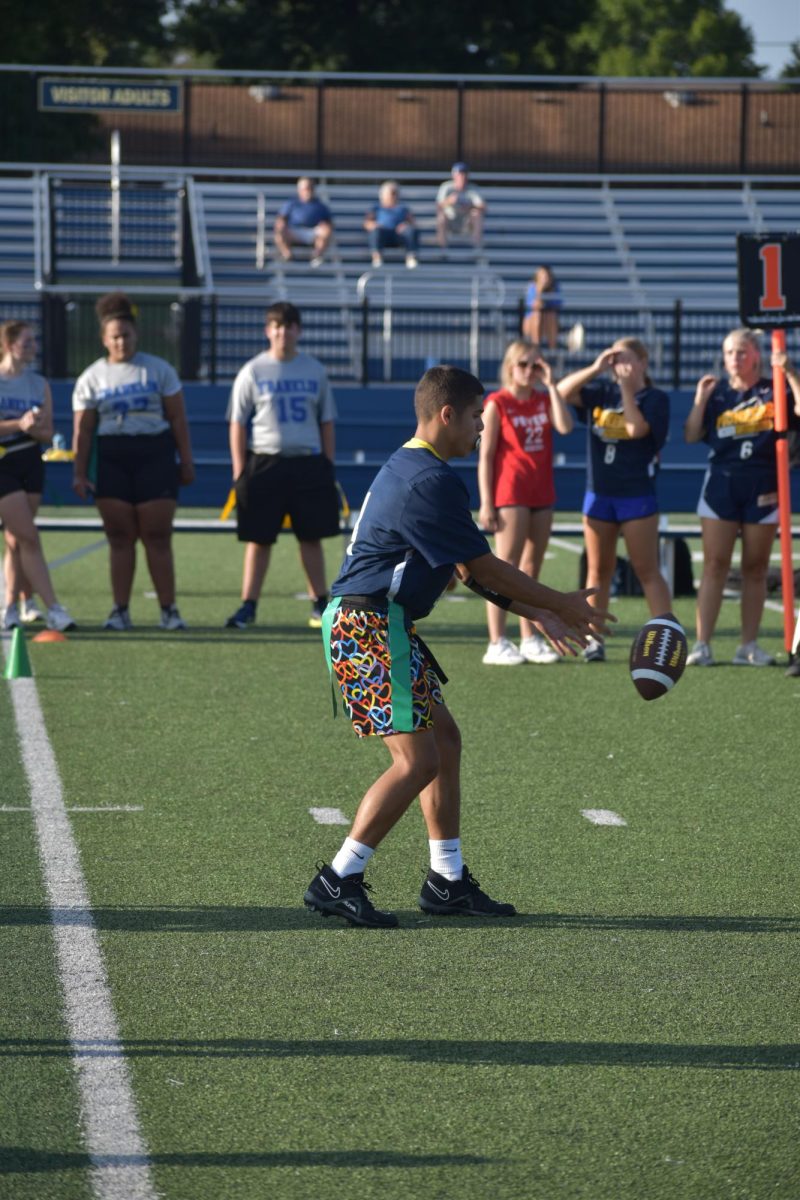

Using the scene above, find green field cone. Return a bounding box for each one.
[4,626,33,680]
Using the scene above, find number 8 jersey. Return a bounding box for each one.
[576,379,670,497]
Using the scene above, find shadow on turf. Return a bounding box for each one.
[0,1147,494,1173]
[1,906,798,935]
[1,1038,798,1072]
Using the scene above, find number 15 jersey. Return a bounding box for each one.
[227,350,337,455]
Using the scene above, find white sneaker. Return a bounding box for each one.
[46,603,77,632]
[160,605,187,631]
[405,254,418,269]
[20,597,45,623]
[103,606,133,631]
[2,602,21,630]
[519,634,560,664]
[687,640,714,667]
[732,641,775,667]
[309,255,324,269]
[371,252,383,268]
[482,637,525,665]
[582,636,606,663]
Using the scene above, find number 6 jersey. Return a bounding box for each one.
[699,378,799,471]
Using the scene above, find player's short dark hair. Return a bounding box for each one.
[266,301,302,328]
[414,365,484,421]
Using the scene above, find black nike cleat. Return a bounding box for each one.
[304,862,398,928]
[418,866,517,917]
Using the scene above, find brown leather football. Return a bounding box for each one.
[629,613,688,700]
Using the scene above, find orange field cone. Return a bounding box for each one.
[32,629,68,644]
[4,626,33,679]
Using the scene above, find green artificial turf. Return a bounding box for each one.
[2,517,799,1199]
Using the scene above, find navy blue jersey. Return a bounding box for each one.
[700,378,799,472]
[576,380,669,497]
[332,444,490,621]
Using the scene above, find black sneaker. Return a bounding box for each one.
[224,601,255,630]
[418,866,517,917]
[304,862,398,928]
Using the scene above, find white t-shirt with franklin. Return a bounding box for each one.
[72,353,181,437]
[226,350,336,455]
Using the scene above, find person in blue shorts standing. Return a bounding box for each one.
[559,338,672,662]
[684,329,800,667]
[303,365,614,928]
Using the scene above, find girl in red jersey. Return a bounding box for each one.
[478,339,573,664]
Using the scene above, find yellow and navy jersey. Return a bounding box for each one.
[702,378,799,471]
[575,380,669,498]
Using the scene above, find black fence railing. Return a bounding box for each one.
[2,66,800,174]
[14,294,800,389]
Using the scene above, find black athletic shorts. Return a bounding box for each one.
[95,431,180,505]
[235,452,340,545]
[0,443,45,500]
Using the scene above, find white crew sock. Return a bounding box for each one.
[429,838,463,881]
[331,837,374,878]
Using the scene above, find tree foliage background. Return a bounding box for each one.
[0,0,777,77]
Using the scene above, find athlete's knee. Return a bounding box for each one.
[702,551,732,579]
[400,740,441,791]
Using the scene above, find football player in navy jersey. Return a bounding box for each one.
[684,329,800,667]
[303,365,614,928]
[559,338,672,662]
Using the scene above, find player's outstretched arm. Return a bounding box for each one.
[458,553,616,640]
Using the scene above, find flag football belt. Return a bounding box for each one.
[0,439,37,458]
[320,596,447,731]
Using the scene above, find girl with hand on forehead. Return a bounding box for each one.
[559,338,671,662]
[478,339,573,665]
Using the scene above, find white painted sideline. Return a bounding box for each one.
[3,643,157,1200]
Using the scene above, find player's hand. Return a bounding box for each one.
[18,408,42,433]
[555,588,617,640]
[180,461,196,486]
[535,357,553,385]
[771,350,795,374]
[72,472,93,500]
[694,375,717,406]
[531,610,582,657]
[479,503,498,533]
[592,348,619,375]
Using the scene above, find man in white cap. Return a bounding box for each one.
[436,162,486,250]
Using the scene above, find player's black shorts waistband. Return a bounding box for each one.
[337,593,388,610]
[333,595,448,684]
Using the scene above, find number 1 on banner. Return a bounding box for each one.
[759,243,787,312]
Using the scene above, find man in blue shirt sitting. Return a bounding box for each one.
[304,364,614,928]
[363,181,419,269]
[274,177,333,268]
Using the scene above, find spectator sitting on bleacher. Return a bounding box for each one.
[436,162,486,250]
[363,181,419,269]
[523,265,562,352]
[274,177,333,268]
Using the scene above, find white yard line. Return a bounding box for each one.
[309,806,350,825]
[47,539,107,570]
[548,537,584,556]
[3,642,157,1200]
[581,808,628,826]
[0,805,144,813]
